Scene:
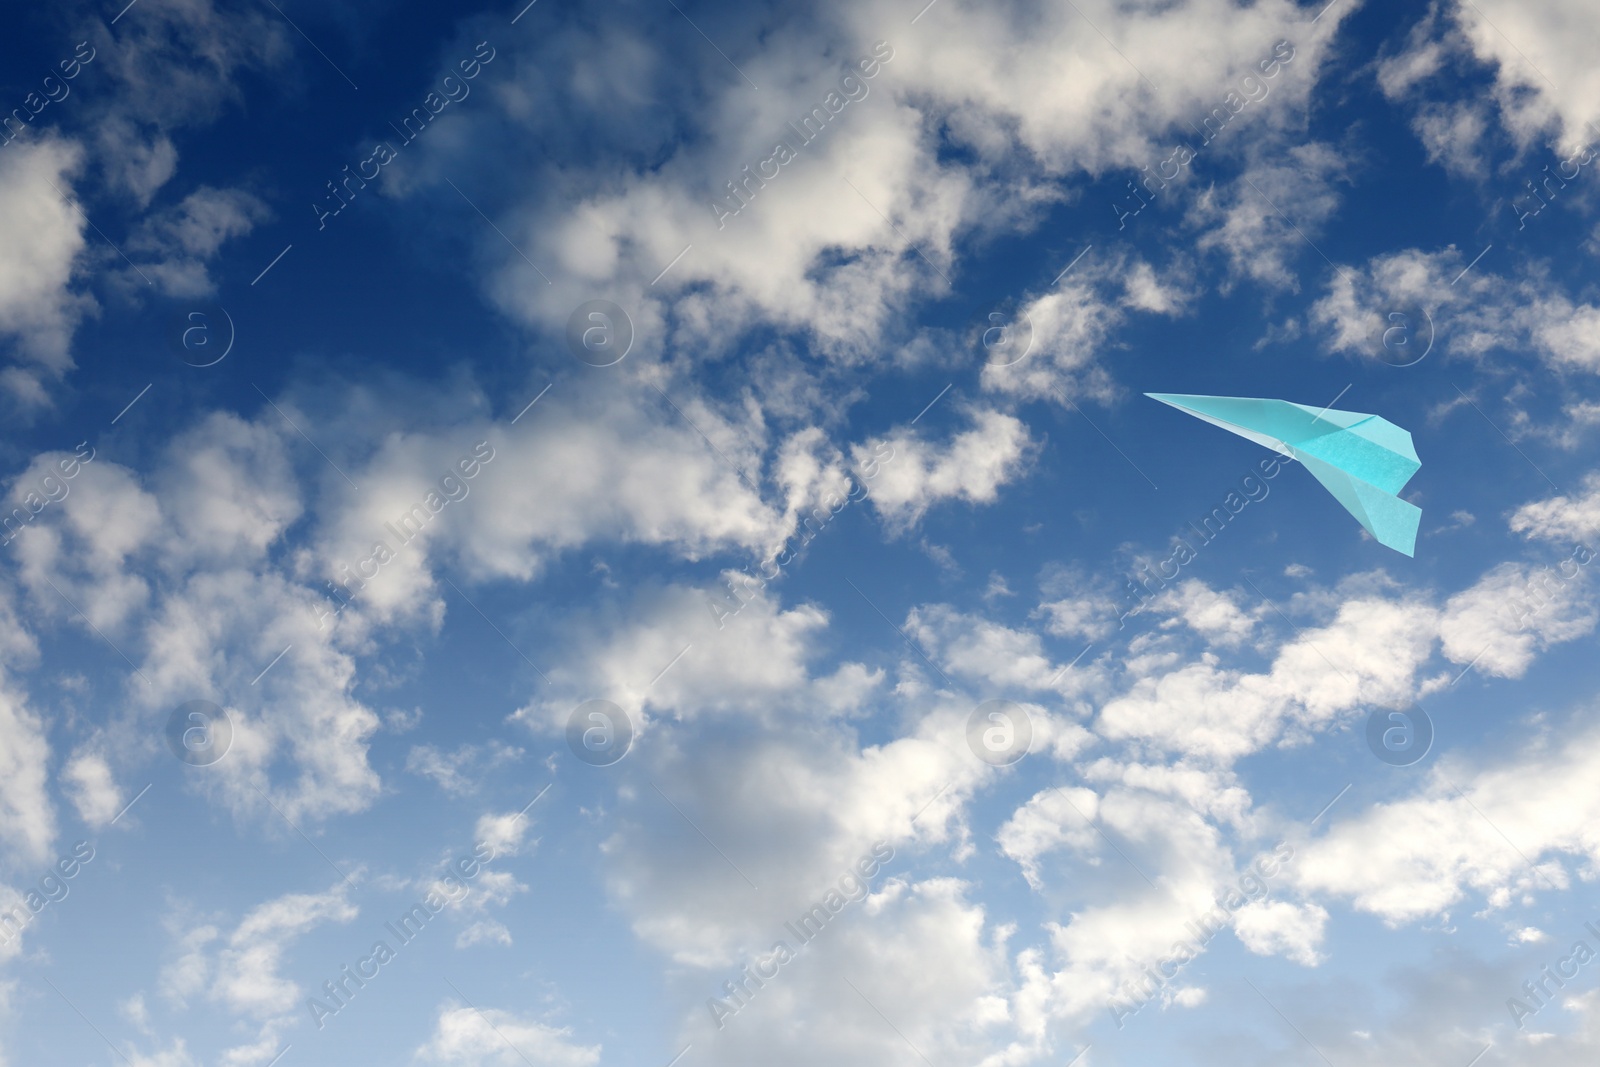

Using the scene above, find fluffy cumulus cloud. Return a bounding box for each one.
[300,378,859,628]
[500,563,1398,1054]
[516,581,850,731]
[1231,898,1329,965]
[856,408,1036,532]
[154,412,305,565]
[1190,143,1350,292]
[1037,564,1125,643]
[975,250,1200,407]
[906,602,1101,695]
[978,274,1124,406]
[485,492,1600,1057]
[417,1004,599,1067]
[1311,247,1600,375]
[1100,590,1439,763]
[1511,474,1600,543]
[1020,791,1306,1028]
[1097,548,1600,770]
[61,749,122,827]
[501,583,998,1041]
[1145,580,1260,647]
[0,136,90,407]
[684,877,1027,1067]
[1292,710,1600,924]
[387,0,1352,371]
[4,422,381,826]
[0,581,48,868]
[0,675,54,865]
[1429,0,1600,151]
[1437,560,1595,678]
[998,787,1108,890]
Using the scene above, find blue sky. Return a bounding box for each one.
[2,0,1600,1065]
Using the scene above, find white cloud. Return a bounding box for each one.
[0,585,53,870]
[1511,474,1600,543]
[1031,789,1282,1028]
[11,456,162,634]
[1409,100,1492,178]
[1190,143,1350,292]
[407,742,523,796]
[61,750,122,828]
[1231,899,1328,965]
[121,1041,200,1067]
[1079,757,1253,827]
[997,787,1104,890]
[1147,580,1259,647]
[159,883,355,1066]
[121,992,152,1031]
[514,579,851,732]
[905,603,1099,695]
[524,595,986,975]
[92,118,178,208]
[155,413,303,566]
[394,0,1351,377]
[455,920,512,948]
[856,408,1035,532]
[1100,555,1600,771]
[126,186,269,297]
[0,136,90,407]
[683,877,1030,1067]
[1099,593,1439,764]
[4,426,378,827]
[133,570,385,825]
[0,674,54,864]
[1437,561,1595,678]
[84,0,291,204]
[473,808,536,861]
[1311,246,1600,375]
[1037,564,1123,643]
[977,272,1124,407]
[1440,0,1600,152]
[1121,258,1199,315]
[417,1004,599,1067]
[303,382,812,629]
[213,885,357,1018]
[1292,713,1600,923]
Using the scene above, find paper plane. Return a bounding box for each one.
[1146,393,1422,556]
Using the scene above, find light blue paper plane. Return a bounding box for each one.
[1147,393,1422,556]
